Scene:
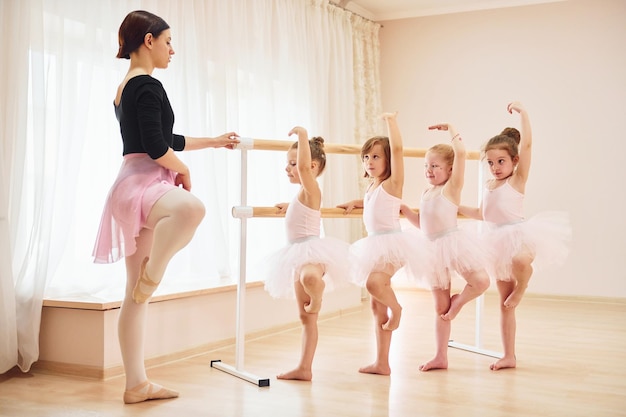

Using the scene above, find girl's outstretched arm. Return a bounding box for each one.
[337,199,364,215]
[383,112,404,198]
[458,204,483,220]
[400,203,420,228]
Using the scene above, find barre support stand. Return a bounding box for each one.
[211,144,270,387]
[447,164,502,359]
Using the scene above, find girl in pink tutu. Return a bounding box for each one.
[400,123,490,371]
[338,112,428,376]
[264,126,351,381]
[92,10,238,404]
[459,102,571,370]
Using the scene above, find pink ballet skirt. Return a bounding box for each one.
[263,236,353,299]
[350,228,431,287]
[418,225,492,290]
[482,211,572,281]
[92,154,177,263]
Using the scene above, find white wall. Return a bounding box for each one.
[379,0,626,298]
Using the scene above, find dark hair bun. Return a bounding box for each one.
[311,136,325,148]
[500,127,521,144]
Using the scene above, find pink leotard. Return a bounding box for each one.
[363,184,401,234]
[419,188,458,238]
[350,182,430,287]
[285,196,320,242]
[482,180,524,224]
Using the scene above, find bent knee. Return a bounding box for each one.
[301,273,322,288]
[475,274,491,292]
[365,279,384,295]
[176,198,206,225]
[511,254,533,272]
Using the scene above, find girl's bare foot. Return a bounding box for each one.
[304,297,322,314]
[277,367,313,381]
[382,305,402,331]
[358,362,391,376]
[303,278,325,314]
[504,285,527,309]
[490,355,516,371]
[441,294,461,321]
[419,356,448,372]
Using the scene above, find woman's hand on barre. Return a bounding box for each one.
[337,199,363,214]
[275,202,289,214]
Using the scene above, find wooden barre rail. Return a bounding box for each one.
[240,138,481,160]
[234,206,473,219]
[252,206,367,218]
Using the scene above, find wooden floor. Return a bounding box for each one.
[1,289,625,417]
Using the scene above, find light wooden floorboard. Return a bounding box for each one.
[1,289,625,417]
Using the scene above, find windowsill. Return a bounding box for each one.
[42,280,265,311]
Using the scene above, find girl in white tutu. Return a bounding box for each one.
[459,102,571,370]
[264,126,351,381]
[401,123,491,371]
[338,112,428,376]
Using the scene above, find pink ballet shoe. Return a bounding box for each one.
[132,257,158,303]
[123,380,179,404]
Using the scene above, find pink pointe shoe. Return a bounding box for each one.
[123,380,179,404]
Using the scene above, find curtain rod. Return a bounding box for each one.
[328,0,382,26]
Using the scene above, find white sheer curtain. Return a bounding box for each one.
[0,0,31,375]
[0,0,381,373]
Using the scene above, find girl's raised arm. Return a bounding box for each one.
[428,123,466,205]
[509,101,532,190]
[383,112,404,198]
[289,126,321,209]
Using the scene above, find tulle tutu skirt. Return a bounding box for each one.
[92,154,177,264]
[350,228,431,287]
[419,226,492,290]
[483,211,572,281]
[263,236,353,299]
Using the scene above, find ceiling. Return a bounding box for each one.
[332,0,568,21]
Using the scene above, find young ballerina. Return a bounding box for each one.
[458,101,571,370]
[400,123,490,371]
[264,126,351,381]
[338,112,427,376]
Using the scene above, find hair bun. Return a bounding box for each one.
[311,136,325,148]
[500,127,521,144]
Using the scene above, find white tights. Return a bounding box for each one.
[118,188,205,389]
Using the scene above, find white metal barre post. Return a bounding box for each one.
[448,160,502,359]
[211,138,270,387]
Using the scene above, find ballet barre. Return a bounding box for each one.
[213,137,499,388]
[232,206,479,220]
[234,206,384,219]
[234,137,481,160]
